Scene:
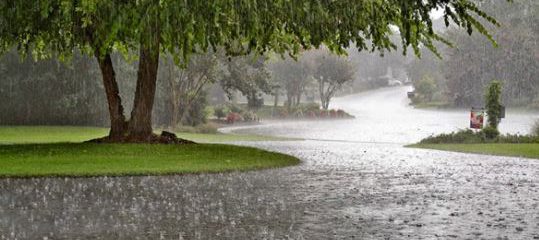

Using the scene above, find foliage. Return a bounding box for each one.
[160,53,220,127]
[227,103,244,114]
[419,0,539,107]
[482,126,500,139]
[269,55,315,109]
[0,0,504,60]
[243,103,353,120]
[312,50,355,109]
[413,75,437,102]
[220,54,273,110]
[180,91,210,126]
[485,81,502,130]
[213,105,228,120]
[241,111,258,122]
[419,129,484,144]
[419,129,538,144]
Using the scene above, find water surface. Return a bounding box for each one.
[1,87,538,239]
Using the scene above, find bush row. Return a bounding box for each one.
[419,128,539,144]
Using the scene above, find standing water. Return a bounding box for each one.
[227,86,537,143]
[1,86,538,239]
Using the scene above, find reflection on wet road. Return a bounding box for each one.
[1,87,538,239]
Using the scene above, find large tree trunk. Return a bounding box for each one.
[96,53,127,140]
[128,45,160,140]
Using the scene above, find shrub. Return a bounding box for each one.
[306,111,316,118]
[292,108,304,118]
[226,112,243,124]
[227,104,244,114]
[303,102,321,112]
[413,75,437,102]
[336,109,346,118]
[419,128,539,144]
[319,110,328,118]
[242,111,258,122]
[329,109,337,118]
[481,126,499,140]
[497,133,539,144]
[213,105,228,120]
[419,129,483,144]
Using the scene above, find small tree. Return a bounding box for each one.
[483,81,502,139]
[485,81,502,129]
[414,75,437,102]
[220,54,273,110]
[313,51,355,110]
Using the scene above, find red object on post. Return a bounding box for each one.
[470,108,484,129]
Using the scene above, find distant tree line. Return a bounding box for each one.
[269,49,355,110]
[0,46,359,127]
[0,50,271,128]
[408,0,539,108]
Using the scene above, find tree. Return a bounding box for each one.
[0,1,133,139]
[220,54,272,110]
[439,0,539,107]
[269,56,314,109]
[414,75,438,102]
[160,53,219,127]
[485,81,502,130]
[313,52,355,110]
[0,0,506,142]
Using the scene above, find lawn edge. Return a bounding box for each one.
[405,143,539,160]
[0,143,301,179]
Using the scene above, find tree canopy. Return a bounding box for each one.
[1,0,505,59]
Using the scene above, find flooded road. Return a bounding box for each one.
[228,86,537,143]
[1,87,538,239]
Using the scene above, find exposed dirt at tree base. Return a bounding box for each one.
[86,131,195,144]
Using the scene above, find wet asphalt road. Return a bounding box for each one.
[1,87,538,239]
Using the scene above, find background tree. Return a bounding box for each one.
[269,56,314,109]
[221,54,273,110]
[413,75,438,102]
[313,52,355,110]
[485,81,502,130]
[407,0,539,108]
[160,53,219,127]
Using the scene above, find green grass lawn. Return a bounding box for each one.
[410,143,539,159]
[0,143,300,178]
[0,126,292,144]
[174,132,293,143]
[0,126,300,178]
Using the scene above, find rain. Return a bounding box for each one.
[0,1,538,239]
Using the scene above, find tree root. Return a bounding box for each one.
[86,131,195,144]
